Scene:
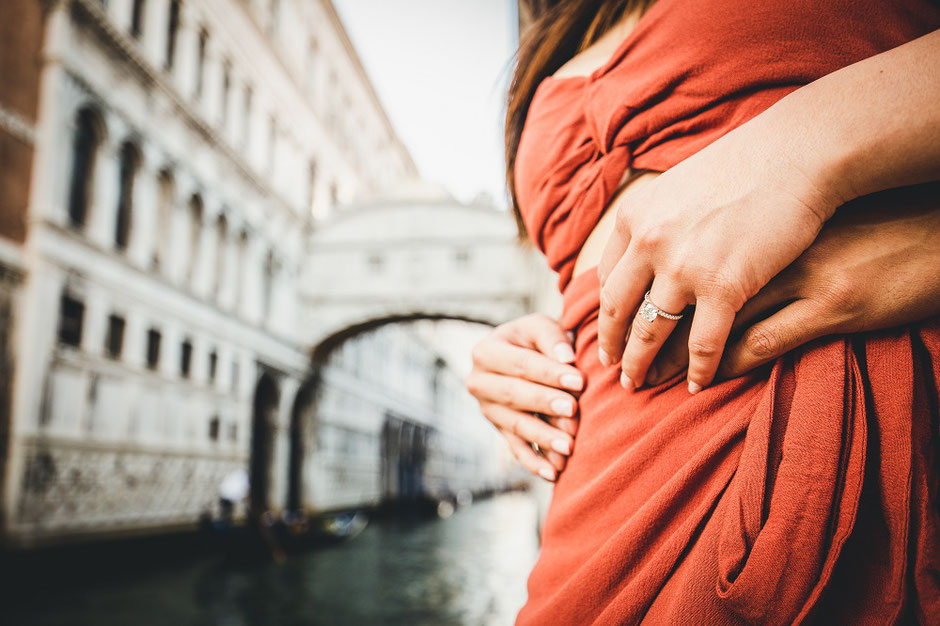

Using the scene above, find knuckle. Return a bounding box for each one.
[633,224,665,252]
[508,354,527,378]
[744,326,779,359]
[630,320,657,345]
[697,269,747,310]
[688,340,720,360]
[470,342,487,365]
[599,288,623,320]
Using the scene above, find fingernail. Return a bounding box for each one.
[550,398,574,417]
[551,439,571,455]
[560,373,583,391]
[553,343,576,363]
[598,348,611,366]
[539,468,556,481]
[620,372,634,391]
[688,381,702,394]
[556,418,577,436]
[565,331,575,343]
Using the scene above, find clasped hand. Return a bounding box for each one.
[596,122,840,393]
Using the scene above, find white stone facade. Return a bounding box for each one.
[4,0,417,546]
[1,0,551,548]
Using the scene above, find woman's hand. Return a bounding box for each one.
[464,314,583,481]
[598,30,940,395]
[596,107,842,394]
[644,184,940,385]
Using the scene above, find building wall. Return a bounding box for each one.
[1,0,417,547]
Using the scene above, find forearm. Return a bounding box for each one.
[761,30,940,211]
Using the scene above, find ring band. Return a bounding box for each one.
[639,290,685,322]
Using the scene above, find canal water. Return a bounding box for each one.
[6,492,540,626]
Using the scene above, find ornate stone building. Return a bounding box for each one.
[1,0,544,548]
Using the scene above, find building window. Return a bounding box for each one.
[105,314,126,359]
[231,359,240,392]
[367,252,384,272]
[180,338,193,378]
[227,421,238,443]
[267,115,277,173]
[208,415,220,441]
[146,328,161,369]
[220,60,231,127]
[187,194,203,284]
[195,28,209,99]
[130,0,145,39]
[115,141,140,251]
[165,0,180,70]
[242,85,253,148]
[153,169,174,270]
[57,293,85,347]
[262,250,275,322]
[235,230,248,311]
[208,349,218,382]
[307,161,317,217]
[213,214,227,298]
[330,181,339,208]
[67,107,104,229]
[454,248,470,268]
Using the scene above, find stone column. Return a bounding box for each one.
[270,376,301,512]
[142,0,170,69]
[87,137,120,249]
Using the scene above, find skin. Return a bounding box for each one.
[467,25,940,481]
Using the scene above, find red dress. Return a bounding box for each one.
[513,1,940,623]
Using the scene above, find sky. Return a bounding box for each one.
[333,0,517,205]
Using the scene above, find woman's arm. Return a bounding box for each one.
[644,183,940,385]
[596,30,940,394]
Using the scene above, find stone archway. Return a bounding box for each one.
[249,370,280,513]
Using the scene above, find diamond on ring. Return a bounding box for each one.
[640,291,684,322]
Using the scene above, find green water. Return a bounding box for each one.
[4,493,539,626]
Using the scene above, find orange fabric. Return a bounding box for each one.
[513,1,940,624]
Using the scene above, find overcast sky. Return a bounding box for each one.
[333,0,516,205]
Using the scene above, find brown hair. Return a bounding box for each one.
[505,0,655,235]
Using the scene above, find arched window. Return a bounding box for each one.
[307,160,317,216]
[114,141,141,251]
[187,194,203,284]
[165,0,180,70]
[262,249,276,322]
[214,213,228,298]
[153,169,174,269]
[242,85,253,148]
[195,28,209,99]
[130,0,146,39]
[220,60,232,127]
[67,107,104,229]
[235,230,249,312]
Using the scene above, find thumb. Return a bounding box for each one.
[518,314,576,363]
[718,299,829,379]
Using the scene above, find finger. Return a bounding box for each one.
[467,372,577,418]
[503,431,558,481]
[718,298,831,379]
[501,314,577,363]
[473,341,583,392]
[545,414,579,437]
[686,295,737,393]
[480,402,574,459]
[730,269,799,336]
[646,316,691,386]
[597,206,632,287]
[597,245,652,366]
[538,446,569,473]
[619,280,685,389]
